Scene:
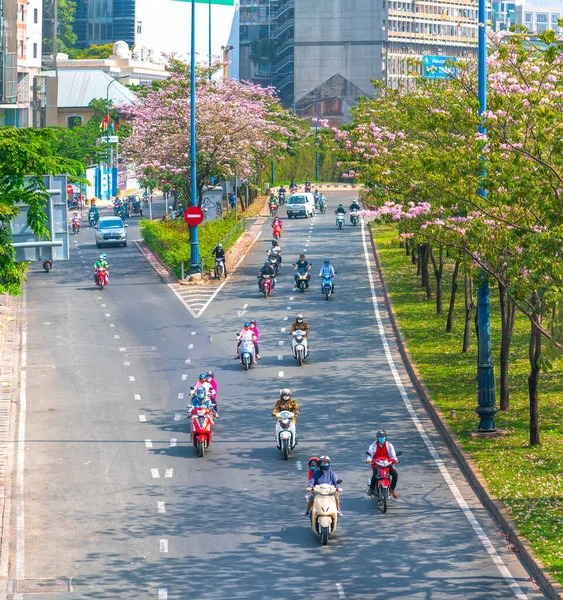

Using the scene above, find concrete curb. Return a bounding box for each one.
[366,225,563,600]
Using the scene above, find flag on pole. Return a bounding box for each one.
[100,111,111,131]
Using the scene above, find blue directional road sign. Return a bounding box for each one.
[422,55,457,79]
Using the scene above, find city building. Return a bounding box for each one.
[491,0,516,30]
[56,41,169,86]
[0,0,43,126]
[513,0,562,33]
[72,0,240,78]
[239,0,278,85]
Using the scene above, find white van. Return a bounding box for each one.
[286,193,315,219]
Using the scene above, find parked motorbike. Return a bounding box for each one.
[321,272,334,300]
[366,450,402,513]
[214,257,225,280]
[295,267,310,293]
[190,406,214,457]
[290,329,308,366]
[72,219,81,234]
[275,410,297,460]
[237,335,256,370]
[310,480,342,546]
[95,267,108,289]
[350,212,359,226]
[336,213,345,229]
[259,274,273,298]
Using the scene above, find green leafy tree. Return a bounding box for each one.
[0,129,83,295]
[67,43,117,60]
[43,0,77,52]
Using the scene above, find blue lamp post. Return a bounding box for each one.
[189,0,200,273]
[475,0,497,430]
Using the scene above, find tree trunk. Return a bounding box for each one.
[420,244,432,300]
[430,246,444,314]
[528,294,542,446]
[173,188,178,211]
[499,282,517,411]
[405,240,410,256]
[463,273,474,352]
[446,260,460,332]
[411,244,417,265]
[416,245,422,275]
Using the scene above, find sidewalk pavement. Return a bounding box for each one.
[0,294,20,569]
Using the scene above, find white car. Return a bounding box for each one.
[286,193,315,218]
[95,216,128,248]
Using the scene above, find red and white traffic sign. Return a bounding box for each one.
[184,206,205,226]
[66,184,73,194]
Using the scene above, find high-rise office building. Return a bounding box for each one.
[241,0,479,122]
[72,0,240,78]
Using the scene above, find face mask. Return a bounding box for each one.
[311,465,318,471]
[378,437,386,444]
[321,464,329,470]
[282,395,289,400]
[297,320,303,323]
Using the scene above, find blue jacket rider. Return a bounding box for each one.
[305,455,342,516]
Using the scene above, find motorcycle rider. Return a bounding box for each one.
[271,388,300,418]
[319,194,328,212]
[305,180,312,193]
[249,320,260,359]
[272,216,283,236]
[349,199,361,213]
[236,322,258,364]
[305,455,343,516]
[307,456,320,483]
[268,239,282,266]
[94,253,109,282]
[212,243,227,276]
[313,189,321,209]
[72,211,82,225]
[366,429,399,499]
[290,314,310,336]
[278,185,286,200]
[289,179,297,192]
[190,386,219,419]
[257,260,276,294]
[190,373,216,401]
[335,204,346,215]
[293,254,311,289]
[206,371,218,396]
[319,258,336,293]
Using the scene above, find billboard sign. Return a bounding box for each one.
[423,55,457,79]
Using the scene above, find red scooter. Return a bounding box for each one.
[366,451,402,513]
[190,406,214,457]
[72,218,81,234]
[260,274,273,298]
[95,267,108,289]
[272,223,282,240]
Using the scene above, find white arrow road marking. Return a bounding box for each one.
[237,303,249,318]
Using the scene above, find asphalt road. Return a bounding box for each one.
[9,192,546,599]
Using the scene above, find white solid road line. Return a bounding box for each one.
[360,221,527,600]
[157,502,166,514]
[336,583,346,599]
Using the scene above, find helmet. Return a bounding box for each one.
[196,386,207,400]
[324,258,330,265]
[99,254,106,261]
[244,322,250,328]
[198,373,206,380]
[299,254,306,259]
[338,203,343,207]
[376,430,387,443]
[206,370,214,378]
[308,456,320,468]
[281,388,291,399]
[319,455,331,470]
[296,314,304,323]
[271,239,278,246]
[249,320,256,326]
[217,243,222,249]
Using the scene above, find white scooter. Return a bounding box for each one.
[336,213,345,229]
[275,410,297,460]
[291,329,308,366]
[237,334,256,370]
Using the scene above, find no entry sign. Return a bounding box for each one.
[66,184,73,194]
[184,206,205,226]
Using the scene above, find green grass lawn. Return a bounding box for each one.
[374,224,563,583]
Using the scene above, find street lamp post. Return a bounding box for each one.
[315,89,320,182]
[475,0,498,430]
[105,75,128,200]
[189,0,200,273]
[208,0,212,80]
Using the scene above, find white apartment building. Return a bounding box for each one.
[514,0,562,33]
[16,0,42,125]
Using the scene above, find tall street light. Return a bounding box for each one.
[315,89,320,182]
[475,0,497,430]
[189,0,199,273]
[208,0,212,80]
[105,75,128,200]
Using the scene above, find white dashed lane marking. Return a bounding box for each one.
[178,393,184,400]
[191,331,196,336]
[157,502,166,514]
[296,461,303,471]
[139,415,147,422]
[278,371,284,377]
[160,539,168,553]
[145,440,153,448]
[188,344,194,350]
[185,359,191,364]
[159,588,168,600]
[134,394,141,400]
[181,374,188,380]
[128,376,135,382]
[278,355,283,360]
[169,438,177,448]
[151,469,160,478]
[278,341,284,346]
[174,413,181,421]
[114,335,120,339]
[165,468,173,478]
